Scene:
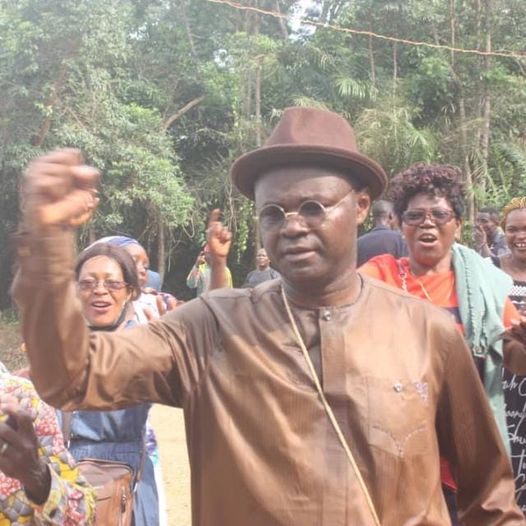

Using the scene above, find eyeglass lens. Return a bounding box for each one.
[403,209,454,225]
[78,279,126,291]
[259,200,326,228]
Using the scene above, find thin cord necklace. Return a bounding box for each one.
[398,260,454,304]
[280,286,380,526]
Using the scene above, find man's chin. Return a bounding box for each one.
[280,266,327,290]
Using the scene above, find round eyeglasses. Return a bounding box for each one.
[257,190,353,230]
[401,208,455,226]
[77,279,128,292]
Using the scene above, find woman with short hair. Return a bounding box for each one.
[360,163,525,522]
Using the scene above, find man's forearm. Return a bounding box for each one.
[209,258,228,290]
[11,228,92,406]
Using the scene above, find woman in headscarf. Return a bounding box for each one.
[359,163,526,523]
[67,242,159,525]
[95,236,178,323]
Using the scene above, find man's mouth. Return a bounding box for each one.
[281,246,316,262]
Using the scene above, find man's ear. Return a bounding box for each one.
[356,191,371,226]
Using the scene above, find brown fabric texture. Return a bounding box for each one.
[230,107,387,200]
[12,230,525,526]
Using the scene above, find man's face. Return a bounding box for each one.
[476,212,498,237]
[256,248,270,270]
[255,166,370,292]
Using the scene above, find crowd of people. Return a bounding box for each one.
[2,106,526,525]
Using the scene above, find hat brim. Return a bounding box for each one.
[230,144,387,200]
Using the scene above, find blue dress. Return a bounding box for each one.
[60,320,159,526]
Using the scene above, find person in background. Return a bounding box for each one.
[359,163,526,524]
[94,235,177,322]
[66,242,159,526]
[146,270,162,293]
[186,241,233,296]
[490,197,526,514]
[13,109,526,524]
[0,362,95,525]
[89,236,169,525]
[475,206,509,257]
[357,199,407,266]
[242,248,280,287]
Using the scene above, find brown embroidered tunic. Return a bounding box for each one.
[12,230,525,525]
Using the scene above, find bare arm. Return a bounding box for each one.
[207,209,232,290]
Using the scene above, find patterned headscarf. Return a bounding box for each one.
[93,235,141,248]
[502,197,526,226]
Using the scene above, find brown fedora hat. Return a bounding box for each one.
[230,107,387,200]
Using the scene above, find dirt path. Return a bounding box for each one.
[150,405,191,526]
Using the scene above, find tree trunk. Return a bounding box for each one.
[88,224,96,246]
[477,1,492,198]
[448,0,474,223]
[274,1,288,40]
[157,220,166,285]
[254,7,262,147]
[162,95,205,130]
[368,34,376,86]
[255,60,262,147]
[180,0,197,58]
[392,42,398,90]
[459,95,475,223]
[33,60,69,147]
[449,0,456,66]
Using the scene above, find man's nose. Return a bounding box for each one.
[281,213,308,235]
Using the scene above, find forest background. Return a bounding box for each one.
[1,0,526,311]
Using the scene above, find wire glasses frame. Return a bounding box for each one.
[401,208,456,226]
[257,190,354,230]
[77,279,129,292]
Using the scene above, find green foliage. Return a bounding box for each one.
[357,100,438,176]
[1,0,526,301]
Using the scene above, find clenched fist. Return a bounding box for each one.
[22,148,100,230]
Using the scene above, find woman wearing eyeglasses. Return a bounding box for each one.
[65,242,159,526]
[359,163,525,522]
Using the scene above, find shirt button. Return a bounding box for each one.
[394,382,403,393]
[322,309,331,321]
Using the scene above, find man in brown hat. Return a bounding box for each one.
[12,107,526,525]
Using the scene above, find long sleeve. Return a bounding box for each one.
[0,376,96,525]
[11,229,215,411]
[30,457,95,526]
[435,326,524,525]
